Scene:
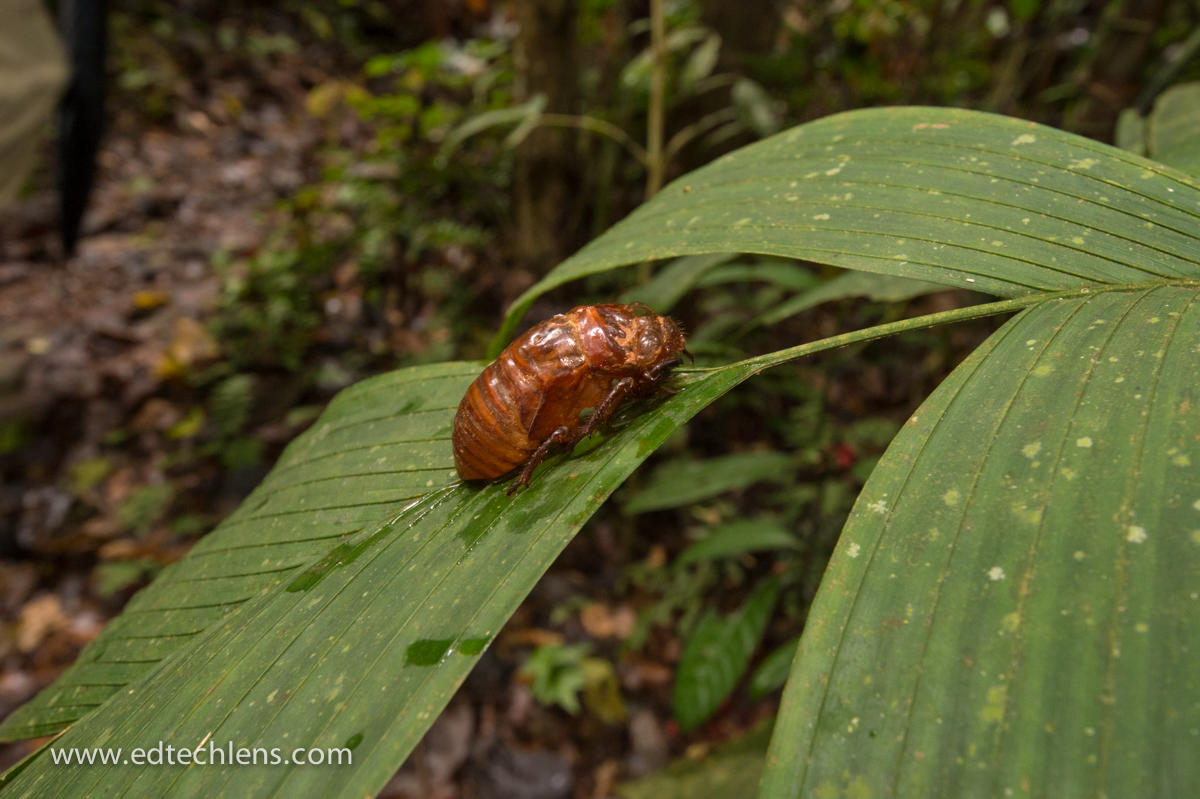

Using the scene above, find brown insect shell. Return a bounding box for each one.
[452,304,686,482]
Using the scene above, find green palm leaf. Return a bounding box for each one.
[3,107,1198,799]
[494,106,1200,351]
[761,286,1200,797]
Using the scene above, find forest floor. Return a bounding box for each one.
[0,44,321,766]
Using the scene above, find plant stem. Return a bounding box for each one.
[646,0,666,200]
[680,282,1191,378]
[537,113,649,166]
[636,0,669,286]
[664,107,738,162]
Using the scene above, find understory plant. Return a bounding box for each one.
[2,101,1198,798]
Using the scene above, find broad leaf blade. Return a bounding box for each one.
[623,452,794,513]
[747,636,799,700]
[495,106,1200,351]
[674,577,781,731]
[1114,108,1146,155]
[761,286,1200,797]
[675,518,799,565]
[1147,82,1200,174]
[0,364,750,797]
[0,363,474,742]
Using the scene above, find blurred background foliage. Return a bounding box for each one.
[2,0,1198,794]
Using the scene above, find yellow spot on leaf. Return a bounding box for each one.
[981,685,1007,723]
[1011,504,1042,525]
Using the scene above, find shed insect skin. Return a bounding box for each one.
[452,303,690,494]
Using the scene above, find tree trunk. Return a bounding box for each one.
[512,0,580,274]
[701,0,781,68]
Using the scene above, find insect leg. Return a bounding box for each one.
[577,376,636,440]
[508,425,572,495]
[636,357,683,396]
[645,358,682,383]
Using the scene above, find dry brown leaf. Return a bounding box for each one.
[579,603,636,640]
[16,594,68,654]
[155,317,219,378]
[131,290,170,311]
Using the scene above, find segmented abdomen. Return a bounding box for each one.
[452,353,542,480]
[451,303,687,484]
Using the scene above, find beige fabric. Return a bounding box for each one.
[0,0,68,206]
